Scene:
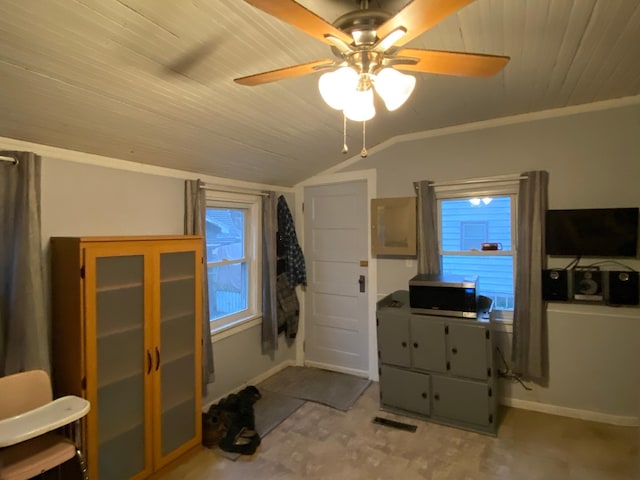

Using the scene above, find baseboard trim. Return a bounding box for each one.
[500,397,640,426]
[304,360,370,379]
[203,359,295,410]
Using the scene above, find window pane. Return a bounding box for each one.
[208,263,248,321]
[441,197,512,251]
[205,208,245,262]
[442,255,514,310]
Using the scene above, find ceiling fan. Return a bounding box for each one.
[234,0,510,122]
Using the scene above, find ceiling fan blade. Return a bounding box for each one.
[234,59,336,86]
[393,48,509,77]
[244,0,352,46]
[377,0,476,47]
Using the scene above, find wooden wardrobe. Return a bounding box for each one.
[50,236,203,480]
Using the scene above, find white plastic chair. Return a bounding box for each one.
[0,370,90,480]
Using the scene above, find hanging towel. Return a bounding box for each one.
[277,195,307,287]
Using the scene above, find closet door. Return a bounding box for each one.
[154,243,202,468]
[84,246,154,480]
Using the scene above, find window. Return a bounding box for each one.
[205,193,261,332]
[437,184,517,319]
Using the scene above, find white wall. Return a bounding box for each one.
[339,101,640,424]
[0,142,298,401]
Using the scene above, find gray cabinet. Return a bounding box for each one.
[376,290,498,435]
[379,366,430,416]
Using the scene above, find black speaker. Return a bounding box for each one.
[573,269,603,301]
[607,271,639,306]
[542,269,569,301]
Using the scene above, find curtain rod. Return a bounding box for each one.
[426,173,528,188]
[200,184,271,197]
[0,155,18,165]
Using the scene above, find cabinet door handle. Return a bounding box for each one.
[421,392,427,399]
[434,394,440,401]
[155,347,160,371]
[451,347,458,354]
[147,350,152,374]
[401,341,407,348]
[413,342,419,348]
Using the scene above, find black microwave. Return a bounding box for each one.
[409,274,478,318]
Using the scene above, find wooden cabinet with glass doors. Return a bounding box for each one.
[50,236,203,480]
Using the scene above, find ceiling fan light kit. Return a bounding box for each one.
[236,0,510,151]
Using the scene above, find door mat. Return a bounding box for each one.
[213,388,305,461]
[258,366,371,412]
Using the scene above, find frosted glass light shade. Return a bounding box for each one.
[374,68,416,111]
[318,67,359,110]
[343,88,375,122]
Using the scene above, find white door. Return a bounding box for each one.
[304,180,369,375]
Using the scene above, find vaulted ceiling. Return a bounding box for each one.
[0,1,638,186]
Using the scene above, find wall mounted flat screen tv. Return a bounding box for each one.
[545,208,639,257]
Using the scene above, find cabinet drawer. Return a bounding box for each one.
[380,365,430,416]
[431,375,492,427]
[447,322,490,380]
[409,315,446,372]
[377,310,410,367]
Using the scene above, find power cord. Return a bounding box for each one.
[563,256,581,270]
[496,346,532,391]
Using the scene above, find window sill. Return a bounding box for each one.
[490,317,513,333]
[210,314,262,343]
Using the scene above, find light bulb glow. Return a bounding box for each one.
[343,87,375,122]
[374,68,416,111]
[318,67,359,110]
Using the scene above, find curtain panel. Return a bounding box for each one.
[512,171,549,381]
[414,180,441,275]
[184,179,215,389]
[261,192,278,353]
[0,151,49,376]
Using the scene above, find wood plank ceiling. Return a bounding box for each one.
[0,0,638,186]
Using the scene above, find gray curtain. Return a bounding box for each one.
[184,179,215,389]
[512,171,549,381]
[261,192,278,353]
[414,180,441,275]
[0,151,49,376]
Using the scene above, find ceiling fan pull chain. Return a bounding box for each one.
[361,121,368,158]
[342,114,349,154]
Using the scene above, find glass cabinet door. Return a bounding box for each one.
[157,250,199,463]
[91,253,151,480]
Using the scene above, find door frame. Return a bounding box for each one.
[295,169,378,380]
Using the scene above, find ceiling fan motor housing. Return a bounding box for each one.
[331,9,393,73]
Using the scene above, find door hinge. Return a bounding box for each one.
[489,413,494,424]
[80,265,85,279]
[302,202,304,213]
[488,386,493,397]
[486,330,490,339]
[446,361,450,371]
[444,325,449,335]
[81,376,87,390]
[378,367,381,376]
[487,367,492,378]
